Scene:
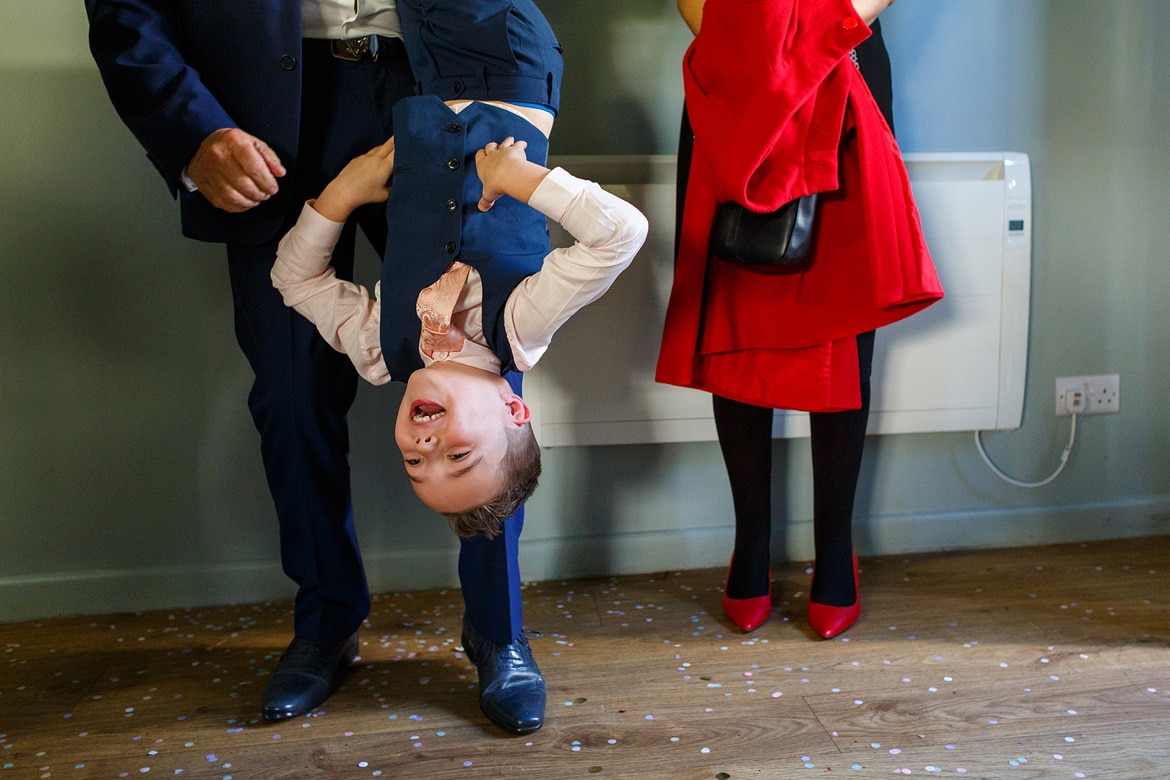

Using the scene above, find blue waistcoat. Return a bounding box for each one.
[397,0,563,113]
[379,97,551,379]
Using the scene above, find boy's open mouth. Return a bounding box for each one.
[411,401,446,423]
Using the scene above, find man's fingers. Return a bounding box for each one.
[197,179,264,212]
[189,128,285,212]
[255,139,286,178]
[232,143,280,197]
[202,170,268,212]
[212,190,264,213]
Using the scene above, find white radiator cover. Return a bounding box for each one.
[527,152,1032,446]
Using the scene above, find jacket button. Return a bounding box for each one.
[446,122,462,133]
[841,17,859,30]
[446,199,459,212]
[280,55,297,70]
[446,158,460,170]
[445,241,457,254]
[452,81,464,93]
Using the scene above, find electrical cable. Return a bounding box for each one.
[974,413,1077,488]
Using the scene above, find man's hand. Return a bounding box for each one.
[187,128,286,213]
[313,138,396,223]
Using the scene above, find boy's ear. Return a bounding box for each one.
[501,392,531,425]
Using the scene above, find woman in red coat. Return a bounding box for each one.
[658,0,943,637]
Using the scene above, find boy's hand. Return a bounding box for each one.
[475,137,531,212]
[314,137,396,222]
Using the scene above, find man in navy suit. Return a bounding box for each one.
[86,0,547,733]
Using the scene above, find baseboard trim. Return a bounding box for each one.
[3,499,1166,622]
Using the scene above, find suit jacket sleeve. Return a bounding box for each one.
[86,0,237,195]
[684,0,870,210]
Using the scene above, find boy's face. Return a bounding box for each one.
[394,362,531,514]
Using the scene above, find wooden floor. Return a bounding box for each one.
[2,537,1168,779]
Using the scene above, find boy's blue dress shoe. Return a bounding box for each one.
[261,632,358,720]
[461,618,546,734]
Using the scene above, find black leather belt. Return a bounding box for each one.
[330,35,404,62]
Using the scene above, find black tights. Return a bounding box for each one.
[715,332,873,606]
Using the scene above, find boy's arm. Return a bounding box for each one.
[271,204,390,386]
[503,168,649,371]
[314,137,396,221]
[268,139,397,385]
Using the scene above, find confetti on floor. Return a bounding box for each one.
[1,538,1168,777]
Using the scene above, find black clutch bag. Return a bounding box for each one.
[708,193,819,272]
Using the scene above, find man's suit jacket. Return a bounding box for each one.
[87,0,303,244]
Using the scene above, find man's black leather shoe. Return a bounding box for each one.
[461,618,546,734]
[261,632,358,721]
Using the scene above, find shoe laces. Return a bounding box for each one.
[465,631,534,670]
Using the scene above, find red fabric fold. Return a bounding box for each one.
[656,0,944,412]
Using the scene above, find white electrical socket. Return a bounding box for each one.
[1055,374,1120,416]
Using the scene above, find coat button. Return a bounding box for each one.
[452,81,464,93]
[841,17,859,30]
[445,241,457,254]
[445,122,462,133]
[446,199,458,212]
[280,55,297,70]
[446,158,460,170]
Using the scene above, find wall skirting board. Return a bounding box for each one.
[2,499,1167,623]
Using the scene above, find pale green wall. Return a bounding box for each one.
[1,1,1167,621]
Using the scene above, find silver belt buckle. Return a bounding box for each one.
[332,35,379,62]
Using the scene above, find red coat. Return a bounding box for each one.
[655,0,944,412]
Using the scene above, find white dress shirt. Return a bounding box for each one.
[271,167,649,385]
[301,0,402,40]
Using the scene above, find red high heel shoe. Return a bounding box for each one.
[722,556,772,631]
[807,552,860,639]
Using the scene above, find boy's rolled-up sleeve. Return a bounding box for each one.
[506,167,649,371]
[271,203,391,385]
